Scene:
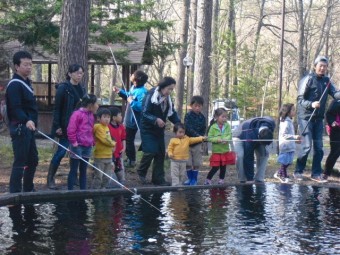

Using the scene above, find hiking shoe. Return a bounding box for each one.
[204,179,212,185]
[218,179,224,185]
[311,175,328,183]
[293,173,303,181]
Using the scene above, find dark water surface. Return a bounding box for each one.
[1,183,340,254]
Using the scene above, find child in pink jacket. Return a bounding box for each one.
[67,94,99,190]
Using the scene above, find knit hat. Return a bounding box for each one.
[314,56,328,66]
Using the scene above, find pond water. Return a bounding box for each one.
[1,183,340,254]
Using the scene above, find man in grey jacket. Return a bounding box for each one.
[295,56,340,182]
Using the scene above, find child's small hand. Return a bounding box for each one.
[202,136,208,142]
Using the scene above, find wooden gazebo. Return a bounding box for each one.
[1,31,152,133]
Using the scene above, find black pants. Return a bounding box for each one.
[125,127,138,162]
[324,129,340,175]
[9,124,38,193]
[137,152,165,184]
[207,165,227,180]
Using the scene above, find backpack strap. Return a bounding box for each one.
[7,78,34,95]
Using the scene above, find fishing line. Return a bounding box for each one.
[107,44,140,131]
[37,130,161,213]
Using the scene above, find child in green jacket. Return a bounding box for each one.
[205,108,235,185]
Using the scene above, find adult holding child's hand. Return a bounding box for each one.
[136,76,180,186]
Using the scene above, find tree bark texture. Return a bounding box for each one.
[175,0,190,120]
[193,0,213,121]
[188,0,198,100]
[57,0,91,88]
[211,0,219,98]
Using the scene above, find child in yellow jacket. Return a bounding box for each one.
[92,108,116,189]
[167,123,206,186]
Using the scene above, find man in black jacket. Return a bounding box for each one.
[295,56,340,182]
[6,51,38,193]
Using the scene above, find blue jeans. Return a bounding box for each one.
[295,118,324,177]
[68,157,89,190]
[67,145,92,190]
[9,124,38,193]
[51,137,69,166]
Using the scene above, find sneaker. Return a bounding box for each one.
[218,179,224,185]
[293,173,303,181]
[311,175,328,183]
[204,179,212,185]
[274,173,290,184]
[322,174,329,181]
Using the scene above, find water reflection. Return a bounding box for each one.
[1,183,340,254]
[7,204,39,254]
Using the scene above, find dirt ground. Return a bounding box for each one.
[1,132,340,195]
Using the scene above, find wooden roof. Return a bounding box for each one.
[2,31,152,65]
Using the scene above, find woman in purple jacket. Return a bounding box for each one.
[67,94,98,190]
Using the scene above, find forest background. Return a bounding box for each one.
[0,0,339,122]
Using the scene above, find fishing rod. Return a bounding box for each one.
[107,44,140,131]
[37,130,161,213]
[206,134,301,142]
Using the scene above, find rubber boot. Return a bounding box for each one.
[47,163,58,189]
[190,170,199,185]
[183,170,193,185]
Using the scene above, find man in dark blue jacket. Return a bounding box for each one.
[295,56,340,182]
[6,51,38,193]
[233,117,275,183]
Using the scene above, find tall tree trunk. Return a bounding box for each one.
[57,0,91,89]
[211,0,219,98]
[225,0,235,97]
[110,65,117,105]
[231,2,238,92]
[35,64,42,82]
[188,0,198,100]
[94,65,101,98]
[175,0,190,120]
[193,0,213,123]
[250,0,265,77]
[314,0,333,59]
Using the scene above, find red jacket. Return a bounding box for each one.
[108,122,126,158]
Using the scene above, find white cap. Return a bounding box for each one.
[314,56,328,66]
